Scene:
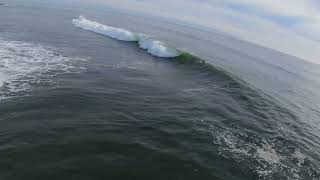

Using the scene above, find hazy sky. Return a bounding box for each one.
[90,0,320,63]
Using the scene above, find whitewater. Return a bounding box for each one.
[72,16,181,58]
[0,39,85,99]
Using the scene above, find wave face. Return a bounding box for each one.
[72,16,181,58]
[0,39,85,100]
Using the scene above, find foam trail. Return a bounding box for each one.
[72,16,181,58]
[0,39,85,100]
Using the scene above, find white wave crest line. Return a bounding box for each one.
[72,16,181,58]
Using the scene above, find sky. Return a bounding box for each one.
[89,0,320,64]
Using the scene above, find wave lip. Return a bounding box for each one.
[72,16,181,58]
[138,36,181,58]
[73,16,138,41]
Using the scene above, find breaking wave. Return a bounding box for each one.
[0,39,86,100]
[72,16,181,58]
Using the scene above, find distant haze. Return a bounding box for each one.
[88,0,320,64]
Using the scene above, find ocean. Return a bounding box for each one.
[0,1,320,179]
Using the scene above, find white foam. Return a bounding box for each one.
[256,143,282,165]
[291,149,306,167]
[0,39,85,99]
[138,37,180,58]
[205,124,318,179]
[72,16,138,41]
[72,16,181,58]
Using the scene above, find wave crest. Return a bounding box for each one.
[72,16,181,58]
[72,16,138,41]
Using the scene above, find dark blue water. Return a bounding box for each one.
[0,1,319,179]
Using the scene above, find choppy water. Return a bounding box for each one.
[0,1,320,180]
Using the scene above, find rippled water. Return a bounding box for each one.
[0,1,319,180]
